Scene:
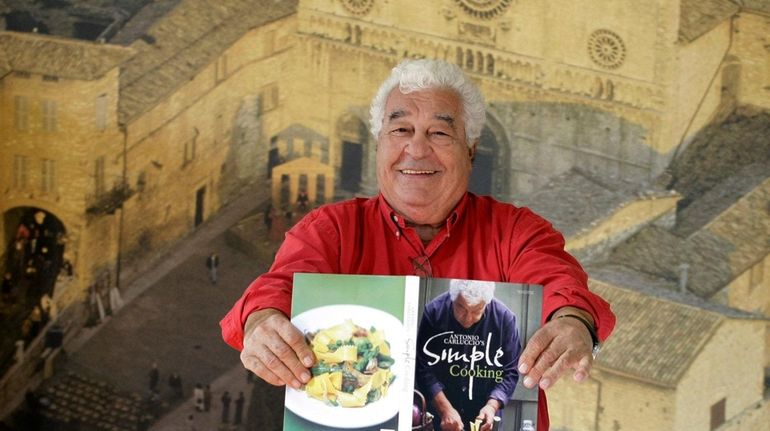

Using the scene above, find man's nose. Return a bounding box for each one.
[405,132,432,158]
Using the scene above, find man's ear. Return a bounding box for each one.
[468,142,478,163]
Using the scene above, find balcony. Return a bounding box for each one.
[86,180,132,215]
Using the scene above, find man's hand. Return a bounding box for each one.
[439,409,464,431]
[476,399,500,431]
[240,309,315,389]
[517,307,594,390]
[432,392,464,431]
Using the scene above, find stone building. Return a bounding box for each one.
[0,0,768,429]
[554,275,767,431]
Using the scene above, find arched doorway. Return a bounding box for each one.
[1,207,67,373]
[337,114,368,193]
[3,207,67,297]
[469,126,498,196]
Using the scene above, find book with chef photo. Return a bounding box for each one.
[283,273,542,431]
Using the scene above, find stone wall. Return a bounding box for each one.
[120,18,296,267]
[675,319,765,430]
[0,56,125,320]
[731,13,770,110]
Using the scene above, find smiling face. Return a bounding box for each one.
[376,87,475,225]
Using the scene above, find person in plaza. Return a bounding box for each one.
[168,372,183,399]
[148,362,159,393]
[1,272,12,298]
[220,390,232,424]
[186,413,196,431]
[203,384,212,412]
[206,252,219,284]
[296,188,310,212]
[193,383,205,412]
[417,279,520,430]
[220,59,615,430]
[263,203,274,233]
[234,391,245,425]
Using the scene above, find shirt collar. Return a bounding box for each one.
[378,192,468,237]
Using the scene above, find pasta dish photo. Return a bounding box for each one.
[285,304,405,428]
[304,319,396,407]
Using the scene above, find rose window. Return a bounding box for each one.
[588,29,626,69]
[341,0,375,15]
[454,0,513,20]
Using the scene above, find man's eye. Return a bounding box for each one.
[430,131,455,144]
[390,128,409,135]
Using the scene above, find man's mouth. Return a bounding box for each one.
[400,169,437,175]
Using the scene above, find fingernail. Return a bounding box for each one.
[291,379,302,389]
[303,356,314,367]
[300,371,311,383]
[518,363,529,374]
[523,377,535,388]
[574,371,586,382]
[539,378,551,389]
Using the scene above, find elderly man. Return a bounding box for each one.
[417,280,521,430]
[221,59,615,430]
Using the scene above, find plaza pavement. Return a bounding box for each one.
[58,183,286,431]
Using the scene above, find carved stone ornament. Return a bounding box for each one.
[341,0,375,16]
[454,0,513,20]
[588,29,627,69]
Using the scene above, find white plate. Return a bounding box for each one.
[286,304,404,429]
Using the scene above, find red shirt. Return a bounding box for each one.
[220,193,615,429]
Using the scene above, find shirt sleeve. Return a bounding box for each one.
[507,208,616,340]
[219,209,341,351]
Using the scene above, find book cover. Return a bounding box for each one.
[283,273,542,431]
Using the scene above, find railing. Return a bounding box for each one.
[86,180,132,215]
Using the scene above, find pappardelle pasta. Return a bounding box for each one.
[303,319,396,407]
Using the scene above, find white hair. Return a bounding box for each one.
[369,59,486,147]
[448,279,495,306]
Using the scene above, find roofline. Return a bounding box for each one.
[119,11,297,124]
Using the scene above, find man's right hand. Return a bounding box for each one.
[432,391,464,431]
[439,408,464,431]
[240,308,315,389]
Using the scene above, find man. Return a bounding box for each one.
[417,280,520,430]
[206,252,219,284]
[221,59,615,429]
[148,362,159,393]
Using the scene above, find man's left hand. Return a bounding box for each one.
[476,403,498,431]
[517,307,594,390]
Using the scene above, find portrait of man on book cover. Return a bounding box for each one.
[416,279,540,431]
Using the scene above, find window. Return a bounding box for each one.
[13,155,28,189]
[259,84,279,113]
[710,398,726,430]
[95,94,108,131]
[43,100,57,132]
[136,171,147,192]
[15,96,28,130]
[182,127,200,167]
[214,55,228,82]
[94,156,105,196]
[182,138,196,166]
[41,159,56,193]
